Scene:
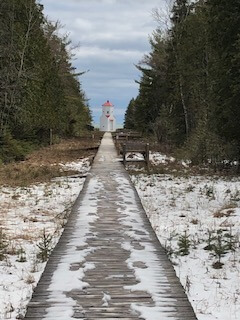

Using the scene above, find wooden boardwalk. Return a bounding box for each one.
[25,133,197,320]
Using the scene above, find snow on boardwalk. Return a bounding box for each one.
[25,133,196,320]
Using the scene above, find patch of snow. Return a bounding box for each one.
[131,305,180,320]
[0,158,91,319]
[114,173,180,320]
[59,158,90,173]
[44,176,102,318]
[181,160,191,168]
[102,292,111,307]
[130,173,240,320]
[126,152,144,161]
[150,152,175,165]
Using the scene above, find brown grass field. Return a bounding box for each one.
[0,133,102,187]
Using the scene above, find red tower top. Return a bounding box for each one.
[102,100,113,107]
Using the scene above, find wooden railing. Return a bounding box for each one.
[122,142,149,170]
[113,130,142,154]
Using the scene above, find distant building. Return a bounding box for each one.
[100,100,116,132]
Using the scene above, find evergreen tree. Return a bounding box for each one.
[207,0,240,155]
[124,98,136,129]
[130,0,239,166]
[43,20,92,136]
[168,0,192,139]
[134,29,167,134]
[0,0,62,141]
[0,0,92,162]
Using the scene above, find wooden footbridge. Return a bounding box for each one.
[25,133,197,320]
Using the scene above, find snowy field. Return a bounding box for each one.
[0,158,90,319]
[130,152,240,320]
[1,149,240,320]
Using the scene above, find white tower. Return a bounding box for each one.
[100,100,116,132]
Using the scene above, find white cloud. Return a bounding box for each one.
[74,46,145,63]
[41,0,169,124]
[74,18,93,31]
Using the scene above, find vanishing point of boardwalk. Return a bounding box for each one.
[25,133,197,320]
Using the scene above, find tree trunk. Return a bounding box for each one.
[179,73,189,137]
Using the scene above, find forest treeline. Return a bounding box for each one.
[0,0,91,163]
[124,0,240,167]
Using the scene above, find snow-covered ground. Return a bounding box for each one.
[1,149,240,320]
[0,158,90,319]
[130,152,240,320]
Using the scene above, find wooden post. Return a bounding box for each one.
[123,143,126,166]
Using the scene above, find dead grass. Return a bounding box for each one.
[6,244,17,256]
[191,219,199,225]
[10,231,40,242]
[27,134,102,165]
[25,274,35,284]
[213,203,237,218]
[0,163,77,187]
[0,135,102,187]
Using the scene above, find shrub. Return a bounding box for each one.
[16,247,27,263]
[0,228,8,261]
[0,131,35,163]
[180,127,237,168]
[37,229,53,262]
[204,229,215,251]
[211,230,228,269]
[177,231,191,256]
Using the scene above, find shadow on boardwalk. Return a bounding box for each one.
[25,133,197,320]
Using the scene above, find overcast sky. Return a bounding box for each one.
[41,0,170,125]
